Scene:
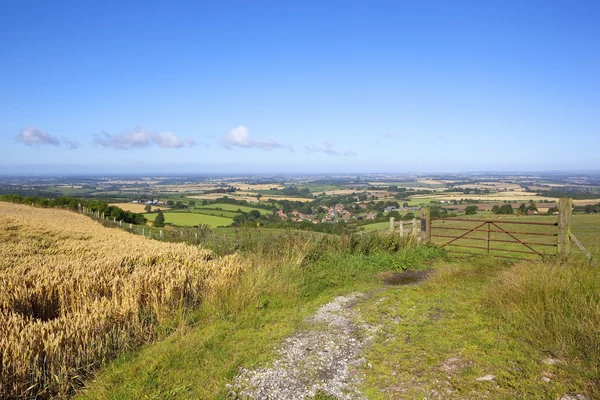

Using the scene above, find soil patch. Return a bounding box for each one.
[379,269,431,286]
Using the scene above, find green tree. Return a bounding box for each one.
[388,210,401,219]
[144,204,152,212]
[518,203,527,214]
[497,204,514,214]
[491,205,499,214]
[464,205,478,215]
[528,200,538,212]
[249,210,261,219]
[153,211,165,227]
[188,200,196,207]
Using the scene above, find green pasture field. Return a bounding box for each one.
[196,203,267,213]
[144,212,232,228]
[189,208,240,218]
[49,186,96,195]
[361,221,389,232]
[299,184,340,193]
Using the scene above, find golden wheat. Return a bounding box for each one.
[0,203,247,398]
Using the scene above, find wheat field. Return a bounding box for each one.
[0,202,246,398]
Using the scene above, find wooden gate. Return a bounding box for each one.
[419,198,588,261]
[430,217,558,261]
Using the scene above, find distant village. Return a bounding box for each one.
[274,204,421,224]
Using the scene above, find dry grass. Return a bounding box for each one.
[0,203,247,398]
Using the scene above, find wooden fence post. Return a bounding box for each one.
[558,197,572,257]
[412,218,418,236]
[389,217,395,233]
[399,220,404,237]
[420,208,431,243]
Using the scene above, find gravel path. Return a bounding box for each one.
[228,292,378,399]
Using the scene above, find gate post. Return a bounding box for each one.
[389,217,395,233]
[557,198,572,257]
[420,208,431,243]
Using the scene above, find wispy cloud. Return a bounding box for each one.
[383,133,397,139]
[305,142,357,157]
[93,129,195,150]
[17,127,60,147]
[221,126,290,151]
[64,140,81,150]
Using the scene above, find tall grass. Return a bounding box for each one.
[485,260,600,397]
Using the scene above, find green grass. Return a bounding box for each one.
[485,259,600,398]
[186,208,240,218]
[299,184,341,193]
[357,258,589,399]
[144,212,232,228]
[361,221,389,232]
[570,213,600,258]
[77,235,440,399]
[196,203,266,213]
[48,186,96,195]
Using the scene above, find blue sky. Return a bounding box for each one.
[1,1,598,174]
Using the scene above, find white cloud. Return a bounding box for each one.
[17,127,60,147]
[221,126,290,151]
[93,129,195,150]
[305,142,357,157]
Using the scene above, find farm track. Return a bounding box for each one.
[229,293,377,399]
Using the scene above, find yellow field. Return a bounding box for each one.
[108,202,165,213]
[573,199,600,206]
[188,193,313,203]
[234,183,284,191]
[417,179,446,185]
[188,193,263,202]
[0,203,246,398]
[411,193,559,202]
[453,182,522,191]
[323,189,357,195]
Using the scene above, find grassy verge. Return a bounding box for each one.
[78,234,444,399]
[357,257,596,399]
[486,260,600,398]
